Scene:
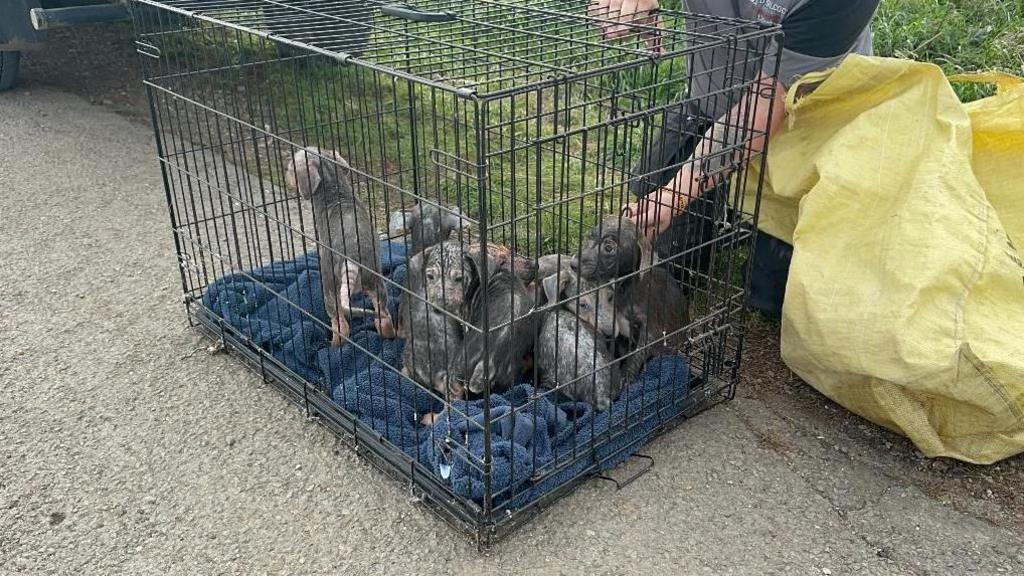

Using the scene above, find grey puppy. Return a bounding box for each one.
[392,201,469,256]
[535,270,620,411]
[400,239,535,399]
[392,201,538,283]
[571,214,657,284]
[615,266,691,385]
[446,242,537,396]
[398,245,465,401]
[286,147,396,345]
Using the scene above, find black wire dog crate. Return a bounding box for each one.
[129,0,782,544]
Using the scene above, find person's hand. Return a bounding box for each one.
[588,0,664,53]
[621,187,678,241]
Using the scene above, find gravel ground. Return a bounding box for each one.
[2,24,1023,576]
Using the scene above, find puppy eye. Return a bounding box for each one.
[601,241,615,253]
[426,272,436,282]
[451,274,463,283]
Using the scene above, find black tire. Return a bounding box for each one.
[0,51,21,92]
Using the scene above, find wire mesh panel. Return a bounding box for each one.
[129,0,782,544]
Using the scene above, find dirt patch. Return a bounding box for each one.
[738,316,1024,533]
[17,21,1024,537]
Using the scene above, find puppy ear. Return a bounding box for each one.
[557,269,579,299]
[617,223,642,274]
[637,233,655,268]
[462,249,483,296]
[405,250,423,287]
[286,148,322,199]
[541,274,560,304]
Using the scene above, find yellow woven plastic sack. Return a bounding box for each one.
[743,55,1024,464]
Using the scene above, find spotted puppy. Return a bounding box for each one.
[535,269,621,411]
[398,244,466,403]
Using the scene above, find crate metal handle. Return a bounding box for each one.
[380,4,457,23]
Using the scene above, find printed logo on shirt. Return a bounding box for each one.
[746,0,789,24]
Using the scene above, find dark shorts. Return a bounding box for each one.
[630,101,791,319]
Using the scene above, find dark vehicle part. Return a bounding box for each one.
[0,0,130,91]
[30,3,130,31]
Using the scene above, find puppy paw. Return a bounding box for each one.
[467,363,491,395]
[331,317,350,346]
[451,382,466,400]
[375,314,397,339]
[420,412,438,427]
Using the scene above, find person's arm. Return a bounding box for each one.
[629,72,787,238]
[623,0,881,238]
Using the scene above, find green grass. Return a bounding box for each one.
[153,0,1022,256]
[873,0,1024,100]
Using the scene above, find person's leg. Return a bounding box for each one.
[745,232,792,320]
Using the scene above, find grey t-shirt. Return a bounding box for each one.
[684,0,878,119]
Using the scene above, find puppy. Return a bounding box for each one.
[286,147,396,345]
[393,201,538,283]
[449,243,537,396]
[404,239,535,398]
[393,201,469,256]
[541,268,621,338]
[398,246,465,402]
[572,214,657,285]
[615,266,690,385]
[535,270,620,410]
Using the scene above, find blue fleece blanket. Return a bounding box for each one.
[201,242,691,510]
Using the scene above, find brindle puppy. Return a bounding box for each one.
[535,269,622,410]
[398,245,465,402]
[402,240,535,403]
